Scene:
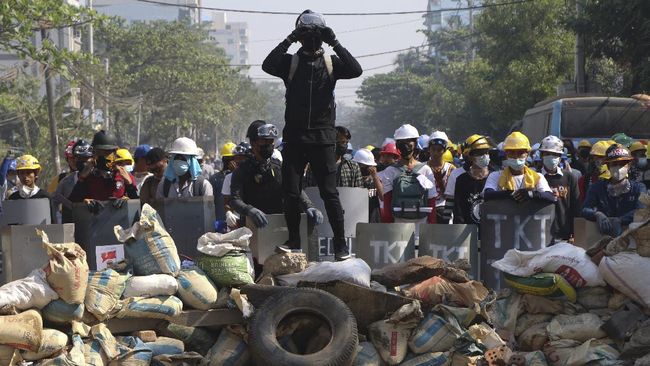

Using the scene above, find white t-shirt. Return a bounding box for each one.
[482,170,552,193]
[221,173,232,196]
[444,166,466,198]
[378,163,438,199]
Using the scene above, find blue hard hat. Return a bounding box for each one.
[8,159,16,171]
[134,144,152,160]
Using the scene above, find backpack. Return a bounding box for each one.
[163,176,205,198]
[391,163,429,219]
[288,53,333,83]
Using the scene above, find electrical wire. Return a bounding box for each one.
[135,0,536,16]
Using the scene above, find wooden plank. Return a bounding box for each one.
[170,309,243,327]
[107,318,167,334]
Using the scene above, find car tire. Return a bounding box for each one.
[249,287,358,366]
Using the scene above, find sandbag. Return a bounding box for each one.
[197,252,254,288]
[546,313,606,342]
[166,324,217,356]
[176,267,219,310]
[515,314,553,337]
[0,269,58,310]
[405,276,489,308]
[400,352,450,366]
[576,286,611,310]
[38,334,85,366]
[84,340,109,366]
[196,228,252,257]
[276,258,372,288]
[369,319,416,365]
[354,341,382,366]
[144,337,184,357]
[117,296,183,321]
[85,269,129,320]
[504,273,576,302]
[22,329,68,361]
[41,231,89,304]
[110,336,153,366]
[0,345,22,366]
[599,252,650,308]
[492,242,605,287]
[91,324,121,360]
[518,322,549,351]
[467,323,505,349]
[520,294,564,314]
[115,203,181,276]
[0,310,43,351]
[152,352,204,366]
[42,299,84,324]
[408,313,462,354]
[450,353,481,366]
[622,320,650,359]
[565,338,619,366]
[123,274,178,298]
[203,329,250,366]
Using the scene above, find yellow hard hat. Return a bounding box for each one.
[629,141,646,153]
[464,134,491,152]
[578,140,592,149]
[590,140,615,157]
[503,131,531,151]
[16,154,41,171]
[599,164,611,180]
[113,148,134,165]
[442,150,454,164]
[220,142,237,157]
[364,145,375,151]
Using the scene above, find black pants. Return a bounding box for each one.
[282,143,346,251]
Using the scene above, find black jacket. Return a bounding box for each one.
[230,157,315,216]
[262,40,362,144]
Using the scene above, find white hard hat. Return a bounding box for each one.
[381,137,396,148]
[539,135,564,154]
[394,124,419,140]
[531,142,541,151]
[353,148,377,166]
[196,147,205,159]
[429,130,449,146]
[169,137,198,155]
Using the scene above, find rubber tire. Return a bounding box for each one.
[249,287,358,366]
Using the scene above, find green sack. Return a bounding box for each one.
[197,252,253,288]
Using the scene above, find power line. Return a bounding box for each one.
[135,0,536,16]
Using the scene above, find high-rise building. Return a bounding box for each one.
[206,12,249,67]
[93,0,201,24]
[423,0,480,56]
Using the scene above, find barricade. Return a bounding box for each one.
[0,198,51,227]
[573,218,606,250]
[0,224,74,284]
[418,224,479,279]
[246,214,307,264]
[355,223,416,269]
[304,187,369,261]
[72,199,141,270]
[151,196,215,259]
[480,199,555,289]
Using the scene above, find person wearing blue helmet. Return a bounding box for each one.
[133,144,152,193]
[417,134,430,162]
[0,150,18,200]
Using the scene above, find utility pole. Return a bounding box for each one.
[136,96,142,146]
[89,0,95,125]
[41,28,62,173]
[104,57,110,130]
[575,0,586,94]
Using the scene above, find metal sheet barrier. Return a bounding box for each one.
[355,223,416,269]
[480,199,555,289]
[72,200,141,270]
[152,196,215,259]
[0,198,51,227]
[1,224,75,284]
[573,218,606,250]
[418,224,479,279]
[305,187,369,261]
[246,214,308,264]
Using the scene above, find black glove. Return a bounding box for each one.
[512,189,532,203]
[112,197,127,209]
[286,28,303,43]
[595,212,612,234]
[321,27,338,46]
[86,200,104,214]
[247,207,268,228]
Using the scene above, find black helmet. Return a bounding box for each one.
[91,130,118,150]
[234,142,252,156]
[246,120,278,141]
[72,139,93,158]
[295,10,326,29]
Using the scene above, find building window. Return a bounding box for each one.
[225,25,231,30]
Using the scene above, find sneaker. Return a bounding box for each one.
[275,241,302,254]
[334,252,352,261]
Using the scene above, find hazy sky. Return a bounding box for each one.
[202,0,430,103]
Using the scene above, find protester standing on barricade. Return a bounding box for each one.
[156,137,212,199]
[262,10,362,260]
[445,135,492,229]
[538,135,581,242]
[54,139,93,223]
[376,124,437,226]
[230,121,324,254]
[427,131,455,224]
[304,126,362,188]
[69,131,138,210]
[353,148,382,223]
[132,144,152,193]
[582,144,646,237]
[580,139,615,201]
[7,154,49,200]
[483,131,556,203]
[47,140,77,195]
[139,147,167,207]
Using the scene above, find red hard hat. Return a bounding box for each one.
[65,140,76,158]
[380,142,401,159]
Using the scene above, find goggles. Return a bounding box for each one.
[257,124,279,139]
[296,13,326,29]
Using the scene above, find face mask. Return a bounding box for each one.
[19,184,39,199]
[396,142,414,158]
[125,165,134,173]
[76,160,87,172]
[543,156,561,171]
[579,149,590,159]
[335,143,348,157]
[96,156,109,171]
[504,158,526,171]
[638,158,647,169]
[259,144,274,160]
[474,154,490,168]
[609,166,628,181]
[173,160,189,176]
[360,166,370,176]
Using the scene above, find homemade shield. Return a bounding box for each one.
[355,223,416,270]
[418,224,479,279]
[0,198,51,227]
[246,213,308,264]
